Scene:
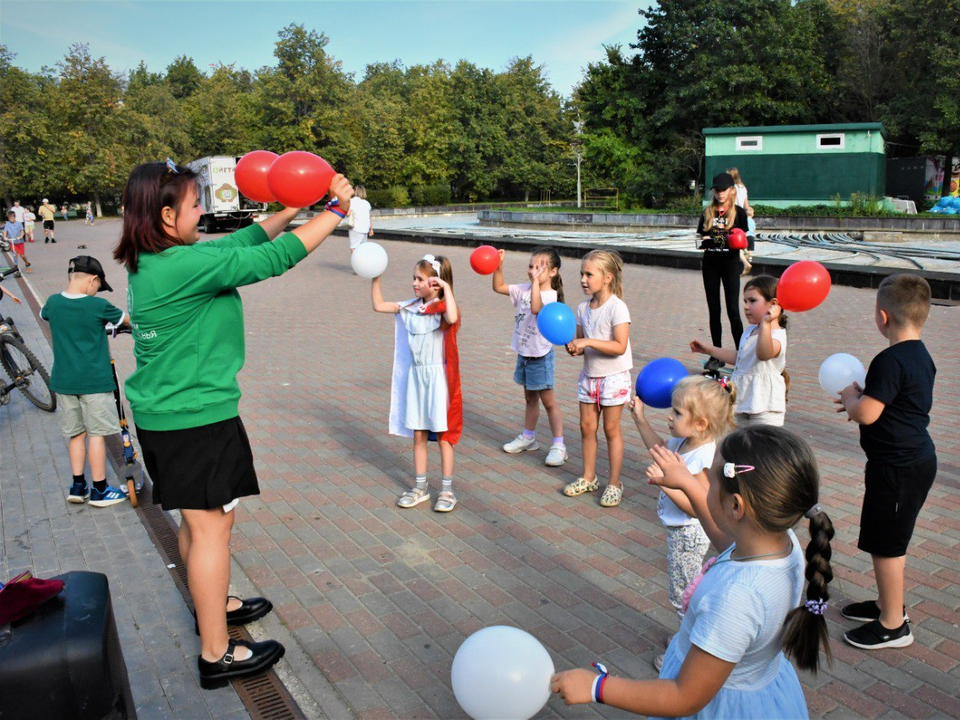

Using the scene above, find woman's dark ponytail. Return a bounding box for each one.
[782,511,835,673]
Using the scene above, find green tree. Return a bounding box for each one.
[255,24,354,168]
[183,64,260,156]
[448,61,507,201]
[165,55,204,99]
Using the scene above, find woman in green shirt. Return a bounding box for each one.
[114,160,353,688]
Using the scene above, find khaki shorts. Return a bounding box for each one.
[56,392,120,437]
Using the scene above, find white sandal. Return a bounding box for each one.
[434,490,457,513]
[397,487,430,508]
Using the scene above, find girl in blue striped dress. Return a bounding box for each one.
[552,425,834,718]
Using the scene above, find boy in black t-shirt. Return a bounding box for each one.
[836,274,936,650]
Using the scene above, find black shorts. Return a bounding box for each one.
[42,220,54,230]
[858,456,937,557]
[136,416,259,511]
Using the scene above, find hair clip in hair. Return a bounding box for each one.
[804,598,827,616]
[716,376,733,393]
[422,254,441,275]
[723,463,755,479]
[165,158,179,174]
[804,503,824,519]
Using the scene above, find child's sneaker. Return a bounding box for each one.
[89,485,128,508]
[843,619,913,650]
[68,482,89,504]
[840,599,909,623]
[503,435,539,454]
[545,444,568,467]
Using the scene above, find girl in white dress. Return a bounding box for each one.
[690,275,788,427]
[371,254,462,512]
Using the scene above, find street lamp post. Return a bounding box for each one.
[573,113,584,209]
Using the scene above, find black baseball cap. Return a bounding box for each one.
[711,172,735,191]
[68,255,113,292]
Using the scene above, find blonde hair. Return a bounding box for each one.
[415,255,453,299]
[726,167,743,186]
[673,376,737,440]
[582,249,624,298]
[355,185,367,200]
[877,274,931,328]
[702,190,738,231]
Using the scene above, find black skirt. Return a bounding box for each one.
[136,416,259,511]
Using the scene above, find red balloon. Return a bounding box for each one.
[266,151,335,208]
[235,150,278,203]
[470,245,500,275]
[728,228,748,250]
[777,261,832,312]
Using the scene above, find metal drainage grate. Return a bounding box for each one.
[127,477,304,718]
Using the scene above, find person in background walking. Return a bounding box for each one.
[348,185,372,254]
[39,199,58,243]
[727,168,754,275]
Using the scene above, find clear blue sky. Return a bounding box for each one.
[0,0,648,96]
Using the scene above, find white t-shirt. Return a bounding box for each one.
[659,437,716,527]
[350,198,372,234]
[732,325,787,414]
[509,283,557,357]
[23,210,35,225]
[575,295,633,377]
[735,183,748,208]
[11,205,24,223]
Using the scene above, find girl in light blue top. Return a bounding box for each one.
[552,425,834,718]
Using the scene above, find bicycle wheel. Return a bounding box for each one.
[0,334,56,411]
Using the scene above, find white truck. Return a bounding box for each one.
[186,155,266,233]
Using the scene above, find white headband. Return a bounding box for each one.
[422,254,441,275]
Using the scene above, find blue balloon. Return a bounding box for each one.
[937,195,952,207]
[536,302,576,345]
[930,206,942,213]
[943,207,958,215]
[636,358,689,409]
[951,196,960,209]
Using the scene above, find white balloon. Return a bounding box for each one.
[351,242,388,278]
[819,353,867,396]
[451,626,555,720]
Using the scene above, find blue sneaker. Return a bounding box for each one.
[89,485,127,508]
[68,482,89,504]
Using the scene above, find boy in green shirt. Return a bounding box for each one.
[41,256,130,507]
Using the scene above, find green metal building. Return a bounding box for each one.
[703,123,886,207]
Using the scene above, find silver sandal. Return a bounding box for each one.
[397,487,430,508]
[433,490,457,513]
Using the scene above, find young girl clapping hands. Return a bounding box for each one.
[629,376,736,671]
[553,425,834,718]
[564,250,632,507]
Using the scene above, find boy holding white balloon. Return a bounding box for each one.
[836,273,936,651]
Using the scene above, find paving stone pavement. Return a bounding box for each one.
[7,219,960,719]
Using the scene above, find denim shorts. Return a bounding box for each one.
[513,349,555,391]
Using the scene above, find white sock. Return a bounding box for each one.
[415,476,427,491]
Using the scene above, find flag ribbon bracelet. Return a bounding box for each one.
[591,662,608,703]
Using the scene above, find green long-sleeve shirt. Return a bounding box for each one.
[125,224,307,430]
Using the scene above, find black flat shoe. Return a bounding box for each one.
[194,595,274,634]
[198,638,285,690]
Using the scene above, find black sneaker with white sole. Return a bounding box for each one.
[844,619,913,650]
[840,599,909,623]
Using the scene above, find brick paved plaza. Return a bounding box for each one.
[3,219,959,718]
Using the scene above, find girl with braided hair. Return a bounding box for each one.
[552,425,833,717]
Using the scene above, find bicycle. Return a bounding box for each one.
[0,267,56,412]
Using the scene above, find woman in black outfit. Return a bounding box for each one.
[697,172,749,358]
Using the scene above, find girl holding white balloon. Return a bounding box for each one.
[691,275,788,427]
[491,246,567,467]
[371,255,463,512]
[553,425,833,718]
[628,376,736,671]
[563,249,632,507]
